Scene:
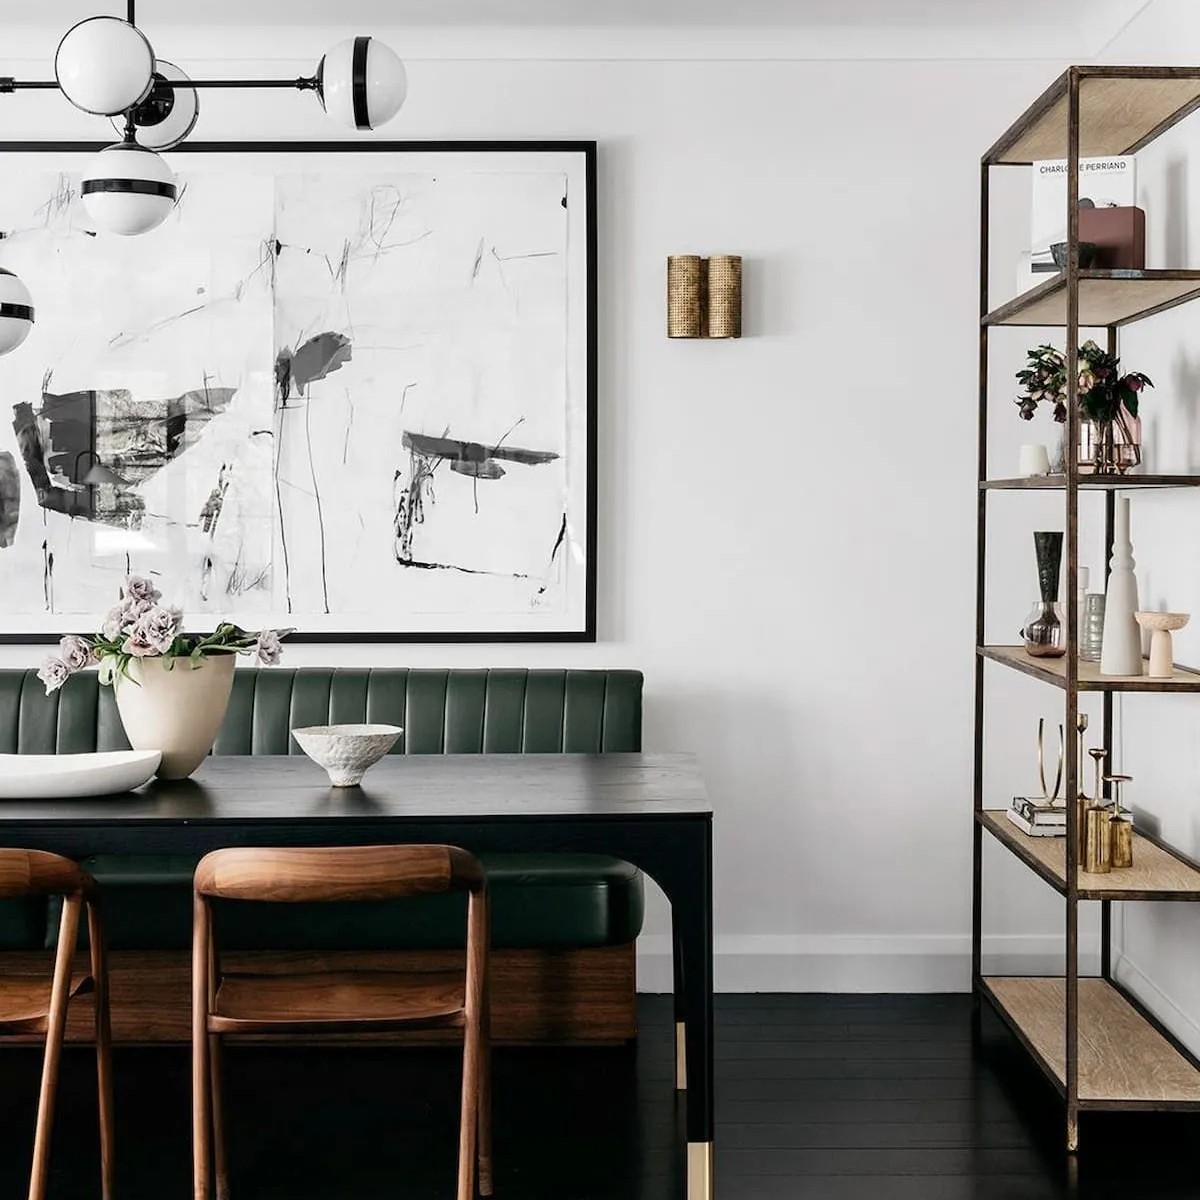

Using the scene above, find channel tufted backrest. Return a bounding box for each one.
[0,668,644,757]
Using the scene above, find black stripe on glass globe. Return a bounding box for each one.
[0,303,33,322]
[351,35,370,129]
[81,178,178,199]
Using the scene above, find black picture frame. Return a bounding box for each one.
[0,139,598,644]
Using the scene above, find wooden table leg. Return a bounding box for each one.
[659,821,714,1200]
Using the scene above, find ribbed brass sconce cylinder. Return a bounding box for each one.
[706,254,742,339]
[667,255,705,338]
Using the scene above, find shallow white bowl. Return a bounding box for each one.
[291,724,403,787]
[0,750,163,799]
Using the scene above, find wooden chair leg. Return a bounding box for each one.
[192,896,212,1200]
[28,896,81,1200]
[478,985,493,1197]
[210,1034,229,1200]
[88,901,116,1200]
[456,1014,482,1200]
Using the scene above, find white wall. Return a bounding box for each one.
[1088,0,1200,1054]
[0,16,1162,991]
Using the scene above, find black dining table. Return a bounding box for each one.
[0,751,715,1199]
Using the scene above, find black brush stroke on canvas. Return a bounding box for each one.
[276,331,352,404]
[402,430,558,471]
[13,385,237,527]
[393,428,559,575]
[0,451,19,548]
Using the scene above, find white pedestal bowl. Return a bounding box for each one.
[291,724,403,787]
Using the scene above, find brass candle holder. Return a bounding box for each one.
[1085,805,1112,873]
[1106,773,1134,869]
[1080,746,1108,867]
[1075,713,1088,799]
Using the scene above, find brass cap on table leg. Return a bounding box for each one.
[687,1141,714,1200]
[675,1020,687,1090]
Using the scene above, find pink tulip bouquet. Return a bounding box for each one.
[38,576,292,694]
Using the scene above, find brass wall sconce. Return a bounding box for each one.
[667,254,742,339]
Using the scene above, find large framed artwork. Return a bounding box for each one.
[0,141,596,642]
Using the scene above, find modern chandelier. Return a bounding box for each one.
[0,1,408,353]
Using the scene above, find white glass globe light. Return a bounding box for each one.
[109,60,199,151]
[316,36,407,130]
[55,16,155,116]
[81,143,178,237]
[0,270,34,355]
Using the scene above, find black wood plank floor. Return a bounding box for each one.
[1,993,1197,1198]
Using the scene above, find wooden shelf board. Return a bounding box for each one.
[979,810,1200,900]
[982,977,1200,1105]
[985,68,1200,165]
[982,475,1200,491]
[979,646,1200,692]
[983,270,1200,329]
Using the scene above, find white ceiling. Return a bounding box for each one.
[1,0,1156,61]
[16,0,1148,30]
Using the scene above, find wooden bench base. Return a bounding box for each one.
[0,944,637,1046]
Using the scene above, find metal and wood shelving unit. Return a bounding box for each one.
[974,66,1200,1152]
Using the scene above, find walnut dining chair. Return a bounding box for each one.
[0,849,114,1200]
[191,844,492,1200]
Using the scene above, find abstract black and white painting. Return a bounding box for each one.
[0,144,595,640]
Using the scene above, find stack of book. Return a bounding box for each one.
[1006,796,1067,838]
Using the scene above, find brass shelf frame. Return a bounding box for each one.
[973,64,1200,1155]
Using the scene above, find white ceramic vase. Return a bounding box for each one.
[114,653,236,779]
[1100,497,1143,676]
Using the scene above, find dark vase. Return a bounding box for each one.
[1024,531,1066,658]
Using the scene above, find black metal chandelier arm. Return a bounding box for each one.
[0,80,59,92]
[0,75,319,93]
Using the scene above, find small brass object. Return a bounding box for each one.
[1085,806,1112,874]
[1074,794,1090,867]
[1076,713,1088,798]
[1105,773,1134,869]
[1036,718,1065,803]
[1077,744,1108,866]
[1110,817,1133,869]
[1088,747,1108,804]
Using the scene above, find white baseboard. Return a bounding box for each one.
[1112,951,1200,1056]
[636,934,1098,993]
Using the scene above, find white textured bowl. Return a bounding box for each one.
[0,750,162,799]
[291,724,403,787]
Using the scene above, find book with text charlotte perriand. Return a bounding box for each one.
[1017,156,1136,292]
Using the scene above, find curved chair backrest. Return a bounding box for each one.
[193,844,486,904]
[0,850,93,900]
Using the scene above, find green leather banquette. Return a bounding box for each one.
[0,668,645,955]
